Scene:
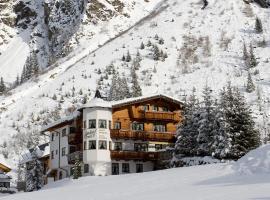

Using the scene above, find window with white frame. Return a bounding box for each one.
[62,147,66,156]
[153,123,166,132]
[89,140,96,150]
[99,140,107,150]
[99,120,107,129]
[132,122,144,131]
[89,119,96,129]
[62,128,67,137]
[122,163,130,173]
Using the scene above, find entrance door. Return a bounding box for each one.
[112,163,119,175]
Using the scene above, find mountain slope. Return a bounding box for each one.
[0,0,270,166]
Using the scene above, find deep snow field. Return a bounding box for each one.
[1,145,270,200]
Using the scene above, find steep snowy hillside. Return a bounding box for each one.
[0,0,164,82]
[0,0,270,167]
[1,162,270,200]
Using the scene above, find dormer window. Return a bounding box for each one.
[152,105,158,112]
[142,105,149,111]
[162,107,169,112]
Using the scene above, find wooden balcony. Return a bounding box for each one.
[110,150,159,161]
[110,129,176,143]
[135,110,181,122]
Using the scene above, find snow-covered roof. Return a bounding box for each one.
[19,143,50,165]
[78,97,112,110]
[41,111,81,132]
[111,94,184,108]
[0,173,11,180]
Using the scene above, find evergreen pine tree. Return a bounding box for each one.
[255,17,263,33]
[140,42,145,49]
[248,43,258,68]
[126,51,132,62]
[196,85,215,156]
[174,88,200,158]
[220,84,260,159]
[243,42,249,62]
[73,154,82,179]
[130,64,142,97]
[246,71,255,93]
[26,147,44,192]
[120,76,131,99]
[153,45,160,61]
[0,77,6,94]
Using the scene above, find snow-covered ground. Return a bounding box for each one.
[0,164,269,200]
[1,144,269,200]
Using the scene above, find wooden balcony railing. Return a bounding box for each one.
[135,110,181,122]
[110,150,159,161]
[110,129,176,142]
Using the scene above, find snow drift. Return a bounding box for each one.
[233,144,270,175]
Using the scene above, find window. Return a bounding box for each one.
[89,120,96,129]
[62,128,67,137]
[51,133,54,141]
[122,163,130,173]
[84,164,89,173]
[136,164,143,173]
[134,143,148,152]
[162,107,169,112]
[114,122,121,129]
[99,120,107,129]
[51,151,54,159]
[83,121,86,129]
[155,144,163,151]
[55,150,58,155]
[152,105,159,111]
[132,122,144,131]
[114,142,122,151]
[153,124,166,132]
[142,105,149,111]
[99,140,107,150]
[62,147,66,156]
[112,163,119,175]
[84,141,87,150]
[89,140,96,150]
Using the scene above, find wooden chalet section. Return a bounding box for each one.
[111,94,183,141]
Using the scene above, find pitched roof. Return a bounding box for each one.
[111,94,184,108]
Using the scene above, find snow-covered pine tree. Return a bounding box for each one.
[26,147,44,192]
[120,76,131,99]
[130,64,142,97]
[255,17,263,33]
[0,77,6,94]
[73,154,82,179]
[246,71,256,93]
[248,43,258,68]
[196,85,215,156]
[126,50,132,62]
[153,45,160,61]
[220,83,260,160]
[243,42,249,63]
[140,42,145,49]
[174,87,200,158]
[211,95,230,159]
[108,72,120,101]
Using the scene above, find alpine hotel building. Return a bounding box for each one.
[42,93,183,180]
